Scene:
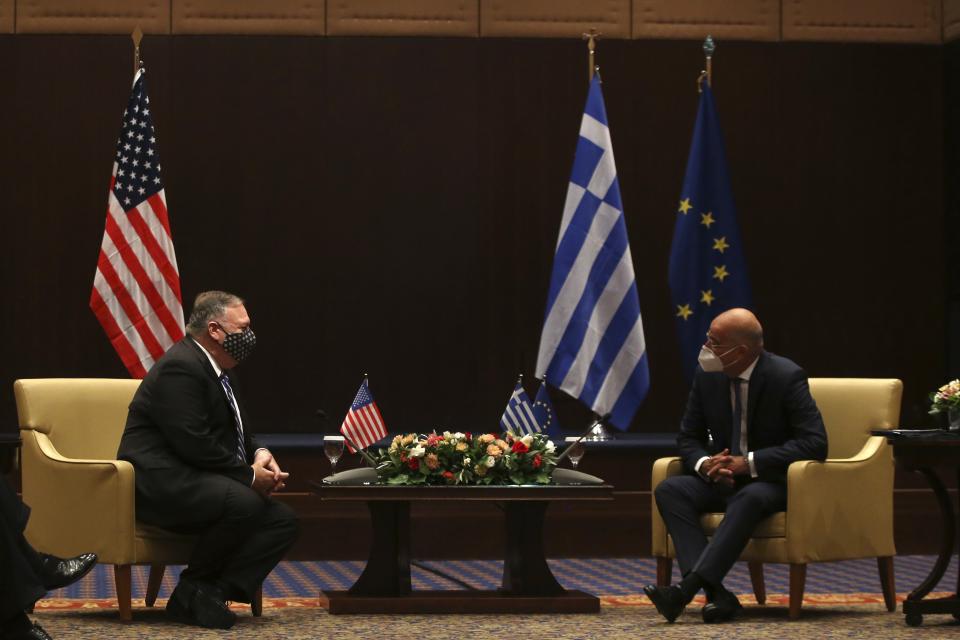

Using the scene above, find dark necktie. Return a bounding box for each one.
[219,373,247,463]
[731,378,743,456]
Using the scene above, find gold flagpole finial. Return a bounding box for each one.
[582,28,602,82]
[132,25,143,73]
[698,35,715,93]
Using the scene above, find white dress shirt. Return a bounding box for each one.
[695,355,760,481]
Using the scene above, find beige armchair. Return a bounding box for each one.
[651,378,902,618]
[15,378,262,622]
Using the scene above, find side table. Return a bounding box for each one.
[875,430,960,626]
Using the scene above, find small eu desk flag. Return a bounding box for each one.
[668,83,752,381]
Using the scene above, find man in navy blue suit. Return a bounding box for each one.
[645,308,828,624]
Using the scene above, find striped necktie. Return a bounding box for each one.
[219,373,247,463]
[731,378,743,456]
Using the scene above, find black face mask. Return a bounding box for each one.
[217,324,256,363]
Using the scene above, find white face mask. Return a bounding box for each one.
[697,345,740,373]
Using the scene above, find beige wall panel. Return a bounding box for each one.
[16,0,169,33]
[327,0,477,37]
[0,0,14,33]
[172,1,325,35]
[783,0,941,44]
[945,0,960,41]
[480,0,630,39]
[0,1,12,33]
[632,0,779,41]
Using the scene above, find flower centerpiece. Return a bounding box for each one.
[929,379,960,431]
[374,431,558,485]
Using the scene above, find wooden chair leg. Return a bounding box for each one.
[145,563,166,607]
[656,557,673,587]
[789,563,806,619]
[252,586,263,617]
[877,556,897,612]
[748,561,766,605]
[114,564,132,623]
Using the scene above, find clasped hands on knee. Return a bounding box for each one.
[252,450,289,495]
[701,449,749,487]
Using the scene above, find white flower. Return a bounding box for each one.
[452,432,465,440]
[544,440,556,454]
[485,456,496,468]
[463,457,471,465]
[409,444,426,458]
[442,430,452,439]
[521,435,534,447]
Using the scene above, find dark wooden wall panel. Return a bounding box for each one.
[0,36,947,439]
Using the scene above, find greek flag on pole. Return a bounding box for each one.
[535,75,650,430]
[500,378,539,435]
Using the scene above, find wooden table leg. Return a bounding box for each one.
[501,501,564,596]
[902,465,960,626]
[906,468,954,601]
[348,500,411,596]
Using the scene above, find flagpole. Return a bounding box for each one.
[582,28,601,82]
[555,414,609,465]
[698,35,715,92]
[342,431,378,467]
[131,25,143,73]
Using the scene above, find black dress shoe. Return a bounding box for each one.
[5,622,54,640]
[166,579,236,630]
[702,586,743,623]
[38,552,97,590]
[643,584,687,623]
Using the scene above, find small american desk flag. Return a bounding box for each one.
[340,377,387,452]
[90,66,184,378]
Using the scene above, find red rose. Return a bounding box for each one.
[407,457,420,471]
[532,453,542,469]
[442,471,454,480]
[511,441,529,454]
[427,434,443,446]
[400,452,407,462]
[465,432,473,441]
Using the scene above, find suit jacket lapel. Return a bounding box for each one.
[746,352,768,438]
[184,337,235,421]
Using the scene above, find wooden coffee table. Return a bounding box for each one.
[312,469,613,614]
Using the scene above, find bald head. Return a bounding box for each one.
[712,308,764,349]
[705,308,764,378]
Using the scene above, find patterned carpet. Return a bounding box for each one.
[28,556,960,638]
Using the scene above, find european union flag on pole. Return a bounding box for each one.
[531,380,562,437]
[536,75,650,430]
[668,83,752,381]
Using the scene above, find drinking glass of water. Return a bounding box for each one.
[564,436,586,469]
[324,435,345,476]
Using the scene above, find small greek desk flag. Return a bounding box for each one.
[500,377,538,435]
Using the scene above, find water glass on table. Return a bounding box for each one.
[564,436,586,469]
[324,435,344,475]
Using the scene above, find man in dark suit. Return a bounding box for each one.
[644,308,827,624]
[117,291,298,630]
[1,479,97,640]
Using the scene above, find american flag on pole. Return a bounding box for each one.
[340,377,387,452]
[90,66,184,378]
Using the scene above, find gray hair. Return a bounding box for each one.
[186,291,244,337]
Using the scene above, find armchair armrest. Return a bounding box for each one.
[784,435,895,562]
[651,456,683,557]
[21,431,137,564]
